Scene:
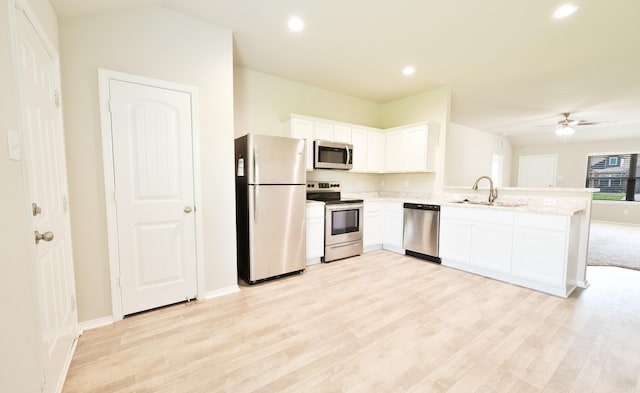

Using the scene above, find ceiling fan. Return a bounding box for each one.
[551,113,605,136]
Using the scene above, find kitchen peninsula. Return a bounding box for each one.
[344,187,597,298]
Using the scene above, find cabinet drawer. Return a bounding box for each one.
[515,212,568,231]
[306,204,325,218]
[364,201,382,213]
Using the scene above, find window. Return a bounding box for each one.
[586,153,639,201]
[608,156,620,167]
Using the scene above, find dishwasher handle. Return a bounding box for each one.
[403,203,440,211]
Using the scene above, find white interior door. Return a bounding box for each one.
[109,80,198,315]
[518,155,558,188]
[15,9,78,393]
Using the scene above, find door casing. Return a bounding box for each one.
[98,69,205,320]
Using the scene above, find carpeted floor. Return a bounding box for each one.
[588,221,640,271]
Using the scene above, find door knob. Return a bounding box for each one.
[34,230,54,244]
[184,206,193,213]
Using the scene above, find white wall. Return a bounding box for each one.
[512,138,640,224]
[234,66,382,137]
[446,122,512,187]
[1,1,57,391]
[59,6,236,322]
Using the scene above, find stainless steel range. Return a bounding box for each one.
[306,181,363,262]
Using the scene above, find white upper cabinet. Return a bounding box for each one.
[284,114,438,174]
[367,130,385,173]
[333,125,352,144]
[313,121,334,142]
[350,127,368,172]
[384,123,438,173]
[384,130,404,172]
[285,117,314,170]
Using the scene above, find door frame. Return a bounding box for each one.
[98,69,205,320]
[517,154,558,188]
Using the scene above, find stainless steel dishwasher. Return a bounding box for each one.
[402,203,441,263]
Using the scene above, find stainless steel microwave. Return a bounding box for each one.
[314,140,353,170]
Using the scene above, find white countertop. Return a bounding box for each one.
[343,192,586,216]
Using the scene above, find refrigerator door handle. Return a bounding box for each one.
[253,186,258,222]
[254,144,259,184]
[253,145,259,220]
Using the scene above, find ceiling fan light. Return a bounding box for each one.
[555,126,575,136]
[553,4,578,18]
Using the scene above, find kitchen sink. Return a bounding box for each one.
[452,199,526,208]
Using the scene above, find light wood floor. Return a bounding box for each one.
[63,250,640,393]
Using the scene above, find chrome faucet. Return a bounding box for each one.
[472,176,498,204]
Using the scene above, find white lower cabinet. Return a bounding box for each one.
[512,213,571,286]
[363,201,383,251]
[440,207,513,273]
[470,222,513,273]
[306,203,325,265]
[382,201,404,253]
[440,205,582,297]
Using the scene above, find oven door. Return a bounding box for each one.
[325,203,363,246]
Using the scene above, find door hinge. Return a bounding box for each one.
[62,195,68,213]
[70,294,76,312]
[117,277,121,288]
[53,90,60,108]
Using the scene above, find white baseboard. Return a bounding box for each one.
[306,258,322,266]
[591,219,640,227]
[363,244,383,253]
[79,316,114,333]
[203,285,240,300]
[382,244,405,254]
[576,280,590,289]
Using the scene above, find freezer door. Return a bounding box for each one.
[247,134,306,184]
[248,185,306,281]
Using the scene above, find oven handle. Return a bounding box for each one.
[325,203,363,212]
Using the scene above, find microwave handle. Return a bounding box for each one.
[345,145,350,166]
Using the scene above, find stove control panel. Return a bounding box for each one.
[306,181,341,192]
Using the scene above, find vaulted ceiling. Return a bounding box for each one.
[51,0,640,145]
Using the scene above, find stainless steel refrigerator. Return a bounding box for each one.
[235,133,307,284]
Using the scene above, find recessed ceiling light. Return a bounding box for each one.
[553,4,578,19]
[288,17,304,32]
[403,66,415,76]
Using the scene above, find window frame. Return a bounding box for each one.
[586,153,639,202]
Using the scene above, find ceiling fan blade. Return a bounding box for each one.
[575,120,600,126]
